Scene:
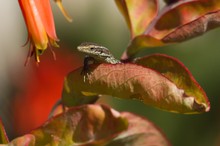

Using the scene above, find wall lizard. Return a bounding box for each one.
[77,42,121,75]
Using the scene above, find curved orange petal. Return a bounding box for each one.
[35,0,59,41]
[19,0,48,50]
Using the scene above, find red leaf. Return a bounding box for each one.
[123,0,220,58]
[5,105,170,146]
[149,0,220,42]
[107,112,171,146]
[62,63,209,113]
[134,54,210,113]
[31,104,127,145]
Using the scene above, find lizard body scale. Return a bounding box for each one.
[77,42,121,64]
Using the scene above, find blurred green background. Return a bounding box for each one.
[1,1,220,146]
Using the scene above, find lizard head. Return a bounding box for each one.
[77,42,111,58]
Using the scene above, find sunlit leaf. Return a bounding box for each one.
[125,0,220,58]
[31,104,127,145]
[149,0,220,42]
[2,105,170,146]
[134,54,210,113]
[63,63,209,113]
[115,0,158,38]
[0,120,8,144]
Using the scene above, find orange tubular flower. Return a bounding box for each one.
[19,0,59,63]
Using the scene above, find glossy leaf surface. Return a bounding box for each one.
[115,0,158,38]
[134,54,210,113]
[63,63,209,113]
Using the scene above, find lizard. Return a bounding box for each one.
[49,42,121,118]
[77,42,121,76]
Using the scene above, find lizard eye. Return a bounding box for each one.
[90,48,94,50]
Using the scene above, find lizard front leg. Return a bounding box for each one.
[81,55,96,82]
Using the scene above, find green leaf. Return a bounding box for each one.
[63,63,209,113]
[0,120,8,144]
[115,0,158,38]
[134,54,210,113]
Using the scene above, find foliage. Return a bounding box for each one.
[2,0,220,145]
[116,0,220,59]
[0,105,170,146]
